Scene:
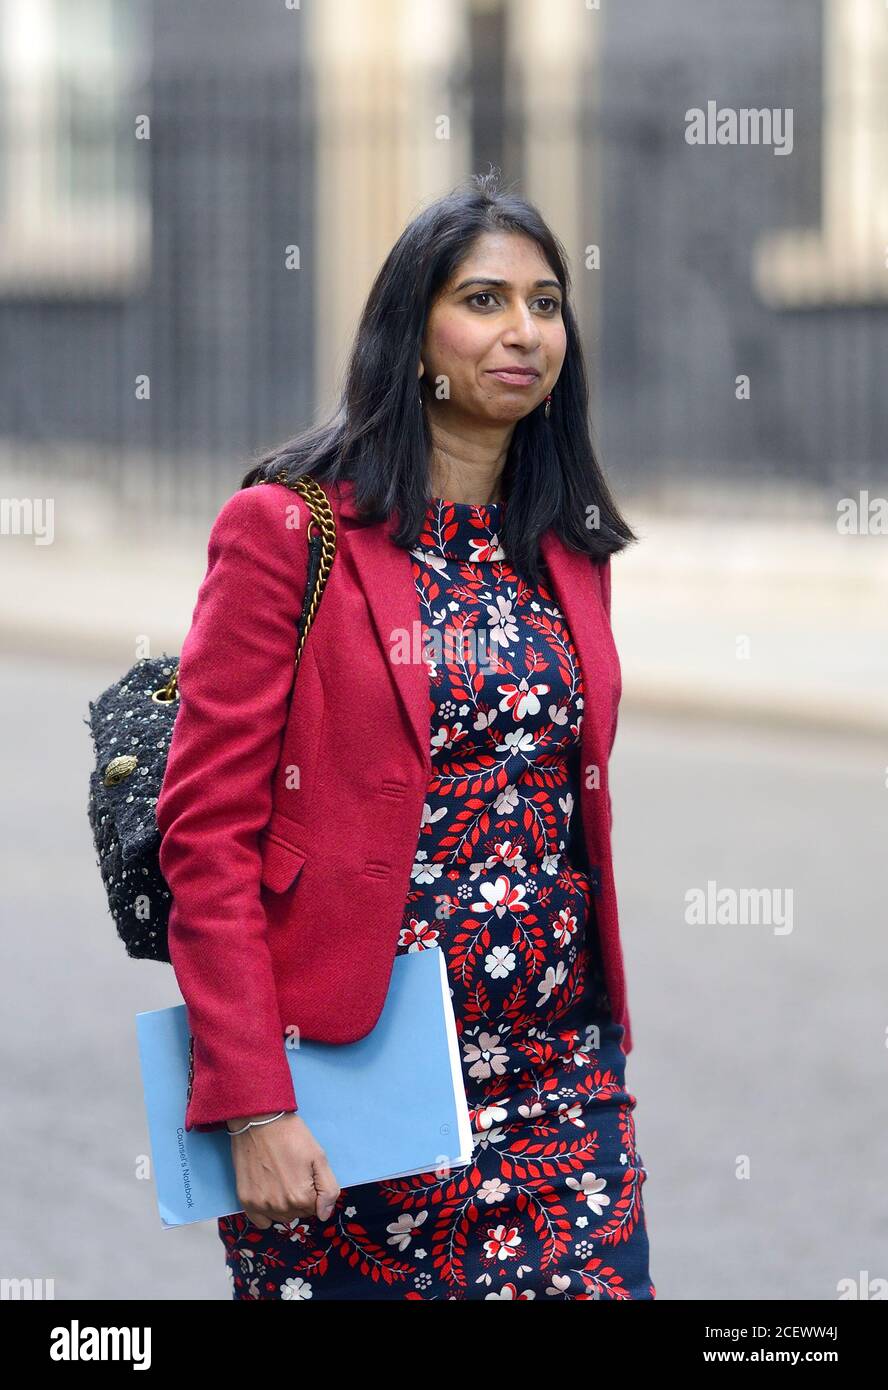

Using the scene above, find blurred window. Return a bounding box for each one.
[754,0,888,306]
[0,0,149,294]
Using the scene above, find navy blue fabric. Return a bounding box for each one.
[219,496,654,1300]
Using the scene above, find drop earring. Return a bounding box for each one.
[544,392,552,419]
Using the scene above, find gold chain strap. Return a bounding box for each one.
[280,472,338,668]
[152,473,337,705]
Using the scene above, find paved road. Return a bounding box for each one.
[2,652,886,1300]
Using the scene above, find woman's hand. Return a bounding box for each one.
[227,1112,341,1230]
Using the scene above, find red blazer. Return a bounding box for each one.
[156,478,628,1132]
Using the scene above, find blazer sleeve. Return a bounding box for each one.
[156,484,309,1132]
[599,552,612,621]
[599,553,632,1052]
[599,555,616,834]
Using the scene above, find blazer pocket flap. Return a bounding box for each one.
[259,831,307,893]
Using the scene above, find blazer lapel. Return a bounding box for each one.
[538,529,612,767]
[334,483,432,772]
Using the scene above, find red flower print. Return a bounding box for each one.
[398,918,440,950]
[483,1223,524,1262]
[498,675,551,721]
[553,907,578,947]
[471,874,529,918]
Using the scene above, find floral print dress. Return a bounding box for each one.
[218,495,655,1300]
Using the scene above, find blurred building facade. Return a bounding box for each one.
[0,0,886,528]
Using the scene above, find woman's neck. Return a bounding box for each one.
[427,421,511,506]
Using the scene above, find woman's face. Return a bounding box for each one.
[420,230,567,427]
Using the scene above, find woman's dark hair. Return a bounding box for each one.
[241,171,636,581]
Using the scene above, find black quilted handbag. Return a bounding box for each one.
[85,473,337,962]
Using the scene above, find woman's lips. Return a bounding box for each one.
[487,369,540,386]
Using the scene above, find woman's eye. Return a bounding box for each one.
[467,292,561,313]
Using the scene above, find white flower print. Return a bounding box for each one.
[478,1178,511,1204]
[468,859,492,881]
[386,1210,428,1251]
[485,593,519,644]
[476,1102,509,1130]
[494,783,519,815]
[273,1217,311,1243]
[471,532,505,563]
[473,706,498,732]
[566,1170,611,1214]
[536,959,568,1005]
[235,1246,258,1275]
[485,944,516,979]
[488,839,526,874]
[486,1283,537,1300]
[517,1099,546,1121]
[463,1031,509,1081]
[409,545,448,574]
[472,875,528,918]
[553,908,578,948]
[568,1039,595,1068]
[501,727,536,755]
[472,1125,508,1151]
[280,1277,313,1300]
[483,1224,522,1262]
[420,800,448,828]
[410,852,443,885]
[557,1100,585,1128]
[549,703,569,725]
[431,721,465,753]
[398,918,440,950]
[498,676,551,721]
[559,791,575,819]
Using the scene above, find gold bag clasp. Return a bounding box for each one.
[103,754,138,787]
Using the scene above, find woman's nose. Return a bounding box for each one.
[500,305,542,349]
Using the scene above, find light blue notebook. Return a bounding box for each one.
[136,946,474,1228]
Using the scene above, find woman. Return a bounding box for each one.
[156,173,654,1300]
